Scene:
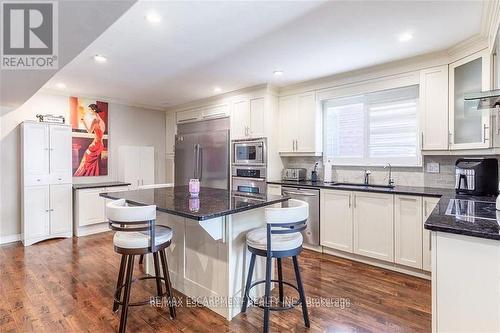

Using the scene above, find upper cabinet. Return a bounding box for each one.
[231,97,265,139]
[278,92,322,155]
[420,65,449,150]
[449,49,491,150]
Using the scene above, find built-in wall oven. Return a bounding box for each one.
[231,138,267,197]
[232,165,267,196]
[233,138,266,165]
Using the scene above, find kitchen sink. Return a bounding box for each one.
[329,182,395,189]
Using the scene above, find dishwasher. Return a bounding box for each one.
[281,186,320,246]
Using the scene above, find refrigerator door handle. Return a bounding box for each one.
[193,144,198,179]
[198,145,202,180]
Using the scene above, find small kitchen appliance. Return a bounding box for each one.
[231,138,268,197]
[455,158,498,196]
[282,168,307,181]
[232,138,266,165]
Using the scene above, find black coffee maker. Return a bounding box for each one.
[455,158,498,196]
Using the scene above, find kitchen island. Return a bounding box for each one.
[101,186,289,320]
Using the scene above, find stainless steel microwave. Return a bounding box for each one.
[232,138,266,165]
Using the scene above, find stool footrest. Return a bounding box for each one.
[114,275,171,308]
[246,279,303,312]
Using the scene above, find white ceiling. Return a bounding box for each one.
[0,0,136,109]
[43,0,485,110]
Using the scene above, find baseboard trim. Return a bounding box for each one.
[0,234,21,245]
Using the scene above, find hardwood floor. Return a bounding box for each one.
[0,232,431,332]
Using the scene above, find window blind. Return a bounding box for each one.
[323,85,420,166]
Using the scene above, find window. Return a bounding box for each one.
[323,85,420,166]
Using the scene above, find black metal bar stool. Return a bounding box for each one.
[241,199,310,333]
[107,198,176,333]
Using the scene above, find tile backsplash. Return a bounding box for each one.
[281,155,500,189]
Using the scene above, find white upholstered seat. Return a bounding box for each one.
[246,227,303,251]
[246,199,308,252]
[113,226,173,249]
[106,198,173,249]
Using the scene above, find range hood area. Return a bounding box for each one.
[464,89,500,110]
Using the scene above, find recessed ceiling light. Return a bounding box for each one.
[398,31,413,42]
[214,87,221,93]
[55,82,66,89]
[145,11,161,24]
[93,54,107,63]
[273,70,284,76]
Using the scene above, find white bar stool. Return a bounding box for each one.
[241,199,310,333]
[107,199,176,333]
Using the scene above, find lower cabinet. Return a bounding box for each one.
[320,190,353,252]
[74,185,129,236]
[23,184,72,245]
[320,188,437,273]
[422,197,440,271]
[394,195,423,269]
[353,192,394,262]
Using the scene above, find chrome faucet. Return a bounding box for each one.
[363,169,371,185]
[384,163,395,187]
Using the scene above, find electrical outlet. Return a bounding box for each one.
[426,162,440,173]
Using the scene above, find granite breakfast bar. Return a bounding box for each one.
[101,186,289,320]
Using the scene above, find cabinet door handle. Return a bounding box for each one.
[483,124,489,143]
[421,132,424,150]
[353,195,356,208]
[296,140,298,151]
[429,233,432,251]
[348,195,351,208]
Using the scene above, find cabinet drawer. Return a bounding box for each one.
[25,174,49,186]
[50,173,72,184]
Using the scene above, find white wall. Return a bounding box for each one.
[0,92,166,239]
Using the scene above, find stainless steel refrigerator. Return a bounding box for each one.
[174,117,230,190]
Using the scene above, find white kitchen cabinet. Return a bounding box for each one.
[49,184,72,234]
[422,196,440,271]
[449,49,491,150]
[266,184,282,196]
[177,108,202,124]
[432,232,500,333]
[21,122,72,246]
[394,195,423,269]
[166,111,176,155]
[23,185,50,240]
[278,92,321,155]
[202,104,229,120]
[420,66,449,150]
[231,97,265,139]
[118,145,155,189]
[353,192,394,261]
[74,185,129,236]
[320,190,353,252]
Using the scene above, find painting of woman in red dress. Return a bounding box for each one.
[70,97,109,176]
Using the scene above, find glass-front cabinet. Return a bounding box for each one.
[449,49,491,149]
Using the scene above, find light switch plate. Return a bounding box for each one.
[426,162,440,173]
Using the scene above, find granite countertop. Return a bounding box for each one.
[267,179,452,197]
[100,186,289,221]
[73,181,131,190]
[424,193,500,241]
[268,180,500,241]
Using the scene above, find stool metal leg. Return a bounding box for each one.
[276,258,284,305]
[119,255,135,333]
[263,255,272,333]
[292,256,310,328]
[113,254,127,312]
[159,249,176,319]
[152,252,163,298]
[241,252,256,313]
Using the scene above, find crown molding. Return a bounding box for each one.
[38,88,165,111]
[484,0,500,50]
[165,83,271,113]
